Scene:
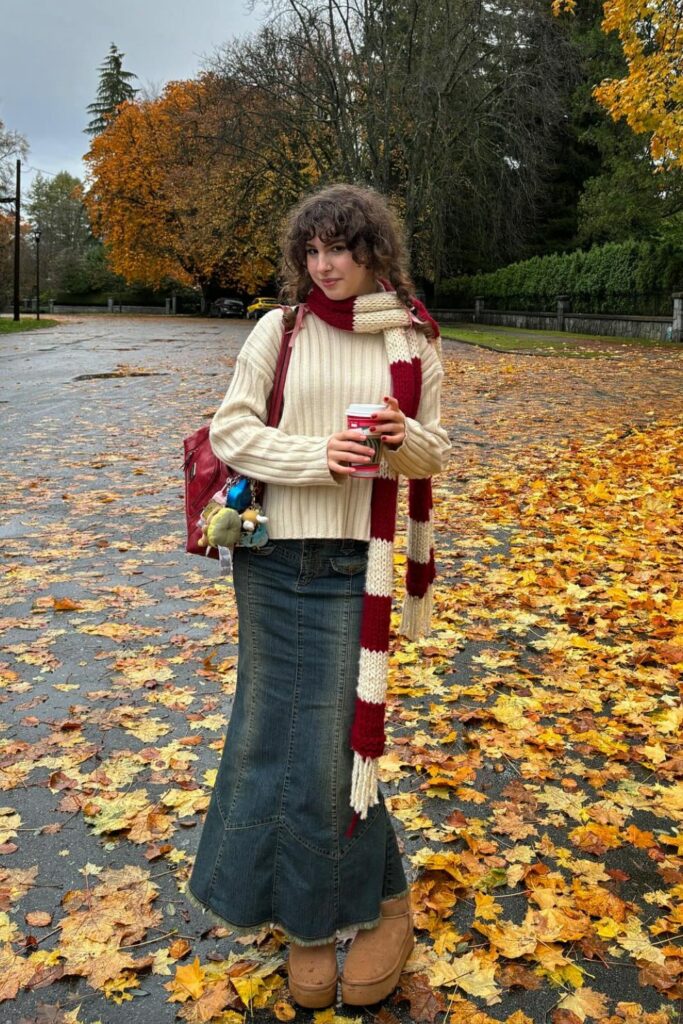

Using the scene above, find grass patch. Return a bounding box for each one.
[0,317,59,334]
[441,324,679,357]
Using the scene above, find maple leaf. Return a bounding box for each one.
[538,785,587,821]
[0,866,39,910]
[313,1010,363,1024]
[89,955,144,995]
[613,916,667,966]
[475,920,537,959]
[557,987,609,1021]
[432,923,466,956]
[82,790,150,834]
[496,964,541,991]
[161,788,210,818]
[0,808,20,845]
[188,713,227,732]
[448,950,501,1005]
[0,911,20,943]
[177,978,233,1021]
[122,716,171,742]
[568,823,622,856]
[166,956,206,1002]
[658,832,683,855]
[101,970,140,1004]
[636,959,683,998]
[152,948,174,976]
[444,993,500,1024]
[231,973,275,1008]
[394,973,447,1022]
[550,1012,582,1024]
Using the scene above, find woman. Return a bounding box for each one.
[188,183,451,1008]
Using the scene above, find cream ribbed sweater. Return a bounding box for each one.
[209,309,451,540]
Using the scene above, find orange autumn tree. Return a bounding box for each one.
[83,76,285,303]
[552,0,682,169]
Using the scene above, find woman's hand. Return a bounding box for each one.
[327,430,375,475]
[369,396,406,448]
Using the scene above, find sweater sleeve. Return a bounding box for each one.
[209,310,339,487]
[383,338,451,479]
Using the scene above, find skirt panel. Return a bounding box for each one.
[189,539,407,944]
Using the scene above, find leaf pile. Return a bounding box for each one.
[0,331,681,1022]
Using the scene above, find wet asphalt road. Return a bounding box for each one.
[1,315,681,1024]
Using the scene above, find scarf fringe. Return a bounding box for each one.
[400,584,434,641]
[350,752,380,820]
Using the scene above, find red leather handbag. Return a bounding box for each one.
[183,311,299,558]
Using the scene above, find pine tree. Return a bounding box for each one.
[85,43,139,137]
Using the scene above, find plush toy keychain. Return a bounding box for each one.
[197,478,269,574]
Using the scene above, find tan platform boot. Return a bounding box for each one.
[287,940,338,1008]
[341,894,414,1005]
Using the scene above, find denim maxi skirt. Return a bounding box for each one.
[188,539,407,945]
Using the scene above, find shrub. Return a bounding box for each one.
[435,238,683,315]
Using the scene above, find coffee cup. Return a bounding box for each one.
[346,403,386,477]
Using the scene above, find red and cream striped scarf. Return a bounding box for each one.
[305,283,440,826]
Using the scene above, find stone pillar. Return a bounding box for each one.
[474,296,485,323]
[108,297,114,312]
[165,297,171,315]
[49,300,54,314]
[556,294,571,331]
[672,292,683,343]
[172,294,177,315]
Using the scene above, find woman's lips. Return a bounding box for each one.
[321,279,340,286]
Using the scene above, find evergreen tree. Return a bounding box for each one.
[85,43,139,137]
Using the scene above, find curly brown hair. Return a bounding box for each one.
[280,183,415,309]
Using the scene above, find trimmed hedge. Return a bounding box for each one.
[52,288,169,306]
[435,239,683,316]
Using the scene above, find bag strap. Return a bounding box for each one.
[265,304,307,427]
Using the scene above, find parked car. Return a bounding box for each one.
[210,297,245,318]
[246,297,280,320]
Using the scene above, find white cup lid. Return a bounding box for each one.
[346,403,386,415]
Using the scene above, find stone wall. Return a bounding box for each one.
[564,313,672,342]
[430,293,681,342]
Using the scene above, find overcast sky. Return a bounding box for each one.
[0,0,264,188]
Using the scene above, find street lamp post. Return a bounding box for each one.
[34,228,41,321]
[0,158,21,322]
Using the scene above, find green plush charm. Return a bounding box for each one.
[206,507,243,548]
[197,487,269,576]
[200,502,269,552]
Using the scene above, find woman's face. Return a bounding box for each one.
[305,235,377,301]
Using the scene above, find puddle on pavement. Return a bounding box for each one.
[73,370,168,381]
